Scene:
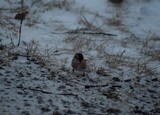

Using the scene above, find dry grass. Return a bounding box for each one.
[79,16,97,30]
[0,45,12,65]
[0,42,21,65]
[140,35,160,61]
[23,40,59,68]
[62,29,159,77]
[64,34,93,52]
[41,0,75,11]
[106,18,122,27]
[78,16,103,32]
[0,1,159,114]
[133,58,155,75]
[0,39,56,70]
[104,50,126,69]
[0,0,159,80]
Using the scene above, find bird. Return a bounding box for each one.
[71,53,86,76]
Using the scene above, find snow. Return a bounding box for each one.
[75,0,107,13]
[0,0,160,114]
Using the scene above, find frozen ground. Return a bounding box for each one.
[0,0,160,114]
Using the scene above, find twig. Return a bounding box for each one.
[16,84,77,97]
[84,84,108,89]
[67,31,117,36]
[57,93,78,97]
[9,52,48,58]
[60,75,109,88]
[9,52,31,57]
[17,84,52,94]
[17,0,24,46]
[28,87,53,94]
[17,19,23,46]
[69,79,109,88]
[52,31,117,36]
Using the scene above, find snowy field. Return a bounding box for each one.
[0,0,160,114]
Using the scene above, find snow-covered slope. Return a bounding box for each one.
[0,0,160,114]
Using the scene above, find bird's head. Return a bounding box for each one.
[74,53,84,62]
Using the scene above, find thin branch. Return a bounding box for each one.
[67,31,117,36]
[17,0,25,46]
[60,75,109,88]
[52,31,117,36]
[84,84,108,89]
[17,19,23,46]
[16,85,77,97]
[29,87,53,94]
[57,93,78,97]
[9,52,31,57]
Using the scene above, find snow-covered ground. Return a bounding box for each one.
[0,0,160,114]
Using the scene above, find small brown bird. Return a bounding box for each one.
[71,53,86,76]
